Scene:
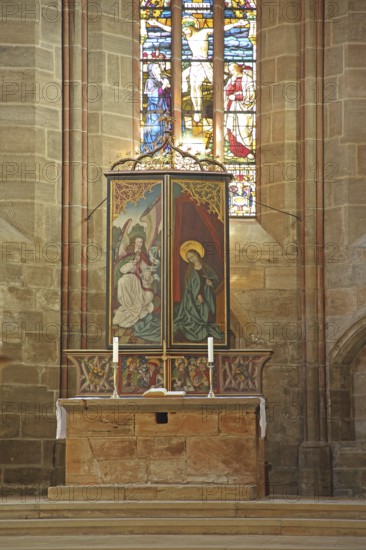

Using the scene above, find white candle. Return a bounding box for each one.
[208,337,214,363]
[113,336,119,363]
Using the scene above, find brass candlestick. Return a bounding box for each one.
[207,361,215,398]
[110,362,119,398]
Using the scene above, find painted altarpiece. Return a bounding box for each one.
[62,146,271,398]
[105,173,230,351]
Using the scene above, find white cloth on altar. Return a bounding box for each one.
[56,400,67,439]
[259,396,266,439]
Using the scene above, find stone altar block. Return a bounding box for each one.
[53,396,265,499]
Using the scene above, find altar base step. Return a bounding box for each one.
[48,483,257,502]
[2,533,366,550]
[1,498,366,539]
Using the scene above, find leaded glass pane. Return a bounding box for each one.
[228,164,256,216]
[224,2,256,216]
[140,3,172,152]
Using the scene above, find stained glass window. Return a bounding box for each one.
[139,0,257,216]
[140,1,172,152]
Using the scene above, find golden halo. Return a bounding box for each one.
[180,240,205,262]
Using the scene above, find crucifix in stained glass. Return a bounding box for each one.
[138,0,257,217]
[180,3,214,157]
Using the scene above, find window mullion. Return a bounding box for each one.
[213,0,224,161]
[172,0,182,145]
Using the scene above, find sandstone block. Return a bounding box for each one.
[137,437,185,459]
[1,384,55,406]
[230,266,264,290]
[24,265,54,288]
[88,112,100,134]
[4,466,53,484]
[1,365,39,385]
[0,46,35,67]
[0,414,20,438]
[326,100,342,137]
[326,288,358,315]
[265,267,297,290]
[344,99,366,141]
[0,440,42,465]
[277,55,299,81]
[90,437,136,461]
[347,45,366,68]
[148,458,186,484]
[219,410,257,436]
[106,53,120,85]
[325,45,344,76]
[22,420,57,439]
[135,412,218,436]
[66,409,135,437]
[186,436,256,483]
[344,69,366,99]
[100,459,147,484]
[24,338,59,365]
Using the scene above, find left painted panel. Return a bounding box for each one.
[107,178,164,348]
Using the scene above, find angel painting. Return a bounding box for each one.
[111,183,162,345]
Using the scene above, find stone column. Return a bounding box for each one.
[242,0,304,495]
[298,0,332,496]
[0,1,62,489]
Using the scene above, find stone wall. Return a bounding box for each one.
[86,1,135,349]
[0,2,62,490]
[324,0,366,496]
[325,1,366,361]
[1,0,366,498]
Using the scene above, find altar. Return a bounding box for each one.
[51,395,266,500]
[50,137,271,502]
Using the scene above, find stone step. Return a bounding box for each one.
[1,533,366,550]
[2,499,366,520]
[0,516,366,537]
[47,483,258,502]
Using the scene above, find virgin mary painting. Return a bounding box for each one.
[173,240,224,343]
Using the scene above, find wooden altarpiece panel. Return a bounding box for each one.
[105,172,231,351]
[64,349,272,397]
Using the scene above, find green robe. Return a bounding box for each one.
[174,263,224,342]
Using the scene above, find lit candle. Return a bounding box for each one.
[208,337,214,363]
[113,336,119,363]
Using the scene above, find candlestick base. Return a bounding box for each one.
[207,361,215,398]
[110,363,119,399]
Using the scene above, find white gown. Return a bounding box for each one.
[113,259,154,328]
